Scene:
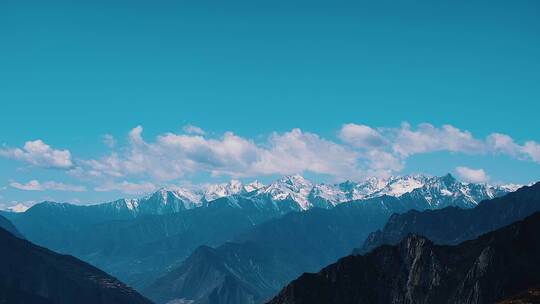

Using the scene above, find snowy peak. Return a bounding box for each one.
[395,174,517,208]
[257,175,315,209]
[251,173,520,210]
[202,179,265,202]
[440,173,457,185]
[369,175,429,198]
[203,180,243,202]
[18,174,522,217]
[244,180,265,192]
[277,175,312,187]
[102,174,523,215]
[114,180,268,216]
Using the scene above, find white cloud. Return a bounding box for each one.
[71,124,540,185]
[487,133,540,163]
[523,141,540,163]
[129,125,144,145]
[3,123,539,190]
[183,124,206,135]
[338,123,388,149]
[82,126,364,181]
[10,180,86,191]
[10,180,41,191]
[95,181,157,195]
[0,200,37,212]
[0,140,73,169]
[364,150,404,171]
[455,166,490,183]
[253,128,362,179]
[392,123,486,157]
[103,134,116,148]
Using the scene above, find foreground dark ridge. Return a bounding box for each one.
[359,182,540,254]
[0,227,153,304]
[268,210,540,304]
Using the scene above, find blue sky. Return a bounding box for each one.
[1,0,539,209]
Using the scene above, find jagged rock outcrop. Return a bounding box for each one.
[268,211,540,304]
[497,286,540,303]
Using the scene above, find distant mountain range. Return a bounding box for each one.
[0,224,152,304]
[268,190,540,304]
[93,174,521,212]
[1,174,522,303]
[358,182,540,254]
[143,196,412,304]
[137,175,521,304]
[3,173,519,218]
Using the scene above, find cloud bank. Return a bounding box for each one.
[1,122,539,194]
[455,166,490,183]
[0,140,73,169]
[10,180,87,192]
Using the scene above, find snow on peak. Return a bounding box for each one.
[277,175,312,187]
[203,180,247,202]
[97,174,523,216]
[377,175,428,197]
[258,175,314,209]
[123,198,139,210]
[244,180,265,192]
[499,184,523,192]
[156,187,203,207]
[250,173,520,210]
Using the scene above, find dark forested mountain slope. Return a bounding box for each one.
[359,182,539,254]
[0,227,153,304]
[268,211,540,304]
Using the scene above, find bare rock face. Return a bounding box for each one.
[267,210,540,304]
[497,286,540,303]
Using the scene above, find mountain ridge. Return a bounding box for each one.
[6,174,520,218]
[267,209,540,304]
[141,181,525,304]
[358,181,540,254]
[3,174,522,298]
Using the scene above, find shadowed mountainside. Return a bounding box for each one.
[268,211,540,304]
[358,182,540,254]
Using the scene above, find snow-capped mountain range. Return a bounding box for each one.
[99,174,521,216]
